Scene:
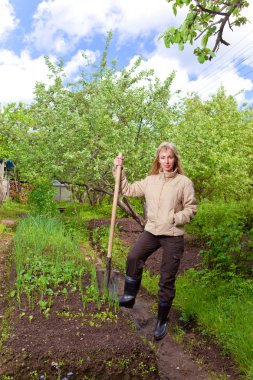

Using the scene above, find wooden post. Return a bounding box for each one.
[0,161,4,204]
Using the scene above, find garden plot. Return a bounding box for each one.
[0,217,158,379]
[0,216,243,380]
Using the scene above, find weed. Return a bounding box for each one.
[0,200,28,219]
[0,224,6,235]
[179,310,197,327]
[105,359,113,368]
[117,357,130,369]
[88,309,118,327]
[29,370,40,379]
[138,361,149,376]
[0,306,14,348]
[173,325,186,344]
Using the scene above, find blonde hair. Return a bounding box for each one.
[148,142,184,175]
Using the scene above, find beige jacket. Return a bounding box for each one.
[119,169,197,236]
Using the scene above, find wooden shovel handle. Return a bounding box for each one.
[107,153,122,259]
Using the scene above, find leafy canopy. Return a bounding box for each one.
[0,35,252,216]
[161,0,249,63]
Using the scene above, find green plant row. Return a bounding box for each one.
[13,215,95,314]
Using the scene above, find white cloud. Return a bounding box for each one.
[1,0,252,106]
[0,48,99,105]
[188,66,253,102]
[128,53,189,92]
[0,50,52,104]
[29,0,173,53]
[0,0,19,39]
[108,0,177,41]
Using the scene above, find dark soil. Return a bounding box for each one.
[0,218,244,380]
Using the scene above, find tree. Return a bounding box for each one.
[1,37,177,226]
[2,36,251,227]
[171,88,253,200]
[161,0,249,63]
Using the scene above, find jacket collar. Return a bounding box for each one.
[159,169,178,180]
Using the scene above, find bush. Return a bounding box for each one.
[186,200,253,276]
[28,182,57,216]
[186,200,246,237]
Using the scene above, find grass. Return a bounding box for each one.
[175,270,253,379]
[0,199,28,219]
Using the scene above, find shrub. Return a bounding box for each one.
[28,181,57,216]
[186,200,253,276]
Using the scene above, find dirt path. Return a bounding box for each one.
[0,234,13,323]
[122,297,210,380]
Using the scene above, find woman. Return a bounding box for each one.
[113,142,197,340]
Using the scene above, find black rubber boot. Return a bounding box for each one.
[154,301,172,341]
[119,275,141,308]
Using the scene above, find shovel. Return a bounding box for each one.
[96,153,122,298]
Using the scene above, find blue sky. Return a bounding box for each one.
[0,0,253,106]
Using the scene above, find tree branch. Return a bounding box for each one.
[135,117,143,146]
[194,20,222,41]
[195,1,228,16]
[119,196,145,228]
[212,13,231,54]
[87,186,146,229]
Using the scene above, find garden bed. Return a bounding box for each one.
[0,217,243,380]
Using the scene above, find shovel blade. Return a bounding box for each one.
[96,267,120,300]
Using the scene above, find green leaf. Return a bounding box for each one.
[232,7,239,16]
[201,33,209,48]
[172,4,178,16]
[164,36,171,48]
[10,290,16,298]
[198,54,206,64]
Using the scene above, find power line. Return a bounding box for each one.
[188,28,253,81]
[192,44,253,88]
[189,55,253,96]
[179,27,253,97]
[184,43,253,97]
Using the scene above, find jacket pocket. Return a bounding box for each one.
[168,209,175,224]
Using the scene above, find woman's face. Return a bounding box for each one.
[158,148,175,172]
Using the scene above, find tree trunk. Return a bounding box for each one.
[0,161,5,204]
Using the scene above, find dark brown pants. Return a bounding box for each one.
[126,231,184,303]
